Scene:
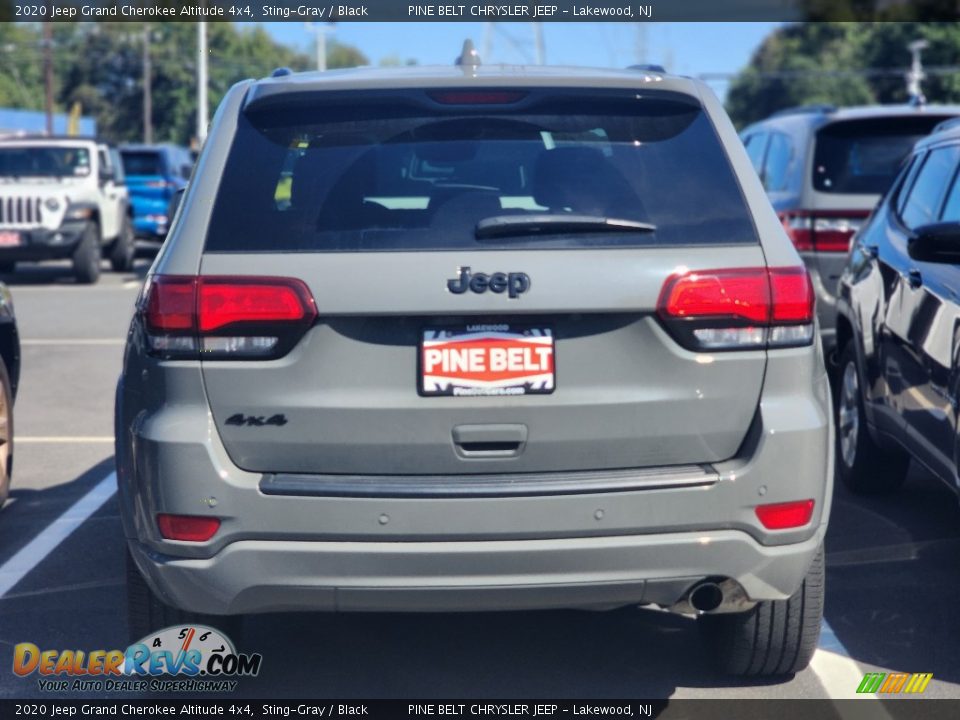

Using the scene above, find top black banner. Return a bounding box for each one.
[3,0,960,23]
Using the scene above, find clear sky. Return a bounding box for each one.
[260,22,782,100]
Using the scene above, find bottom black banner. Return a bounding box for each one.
[2,700,960,720]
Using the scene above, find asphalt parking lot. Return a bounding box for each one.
[0,259,959,702]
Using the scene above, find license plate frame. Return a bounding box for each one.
[419,324,555,397]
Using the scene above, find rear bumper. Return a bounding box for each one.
[117,320,833,616]
[128,526,826,615]
[130,195,171,238]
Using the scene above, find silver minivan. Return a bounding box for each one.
[118,61,833,676]
[740,103,960,355]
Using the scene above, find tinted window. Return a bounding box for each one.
[0,145,91,178]
[121,151,165,176]
[813,116,954,195]
[763,132,793,192]
[206,92,757,252]
[937,153,960,222]
[743,132,767,173]
[899,145,960,229]
[895,153,925,216]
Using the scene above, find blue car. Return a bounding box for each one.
[119,144,193,240]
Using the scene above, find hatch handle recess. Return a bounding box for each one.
[452,424,527,458]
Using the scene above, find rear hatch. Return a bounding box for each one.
[175,88,787,476]
[120,150,173,205]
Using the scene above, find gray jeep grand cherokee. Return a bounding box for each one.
[117,58,833,676]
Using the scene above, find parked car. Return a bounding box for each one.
[0,137,135,283]
[741,104,960,356]
[118,56,832,676]
[119,144,193,241]
[836,118,960,495]
[0,283,20,509]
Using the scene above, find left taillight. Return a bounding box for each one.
[141,275,317,360]
[657,266,815,351]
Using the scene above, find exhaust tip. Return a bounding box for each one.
[690,582,724,612]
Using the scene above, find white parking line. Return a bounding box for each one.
[21,339,124,346]
[16,437,114,443]
[811,620,896,714]
[0,471,116,598]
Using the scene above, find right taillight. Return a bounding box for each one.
[142,275,317,360]
[657,266,814,351]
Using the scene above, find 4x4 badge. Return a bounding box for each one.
[446,266,530,299]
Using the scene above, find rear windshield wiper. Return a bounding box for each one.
[475,214,657,240]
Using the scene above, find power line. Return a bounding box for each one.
[699,65,960,82]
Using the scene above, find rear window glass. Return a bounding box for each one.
[813,116,952,195]
[121,151,164,176]
[0,146,90,178]
[204,91,758,252]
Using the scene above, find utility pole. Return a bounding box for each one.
[197,21,208,143]
[635,23,648,65]
[533,23,544,64]
[316,25,326,71]
[306,23,332,71]
[907,39,929,106]
[143,24,153,144]
[43,19,53,135]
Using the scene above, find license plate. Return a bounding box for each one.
[0,231,20,248]
[420,325,555,397]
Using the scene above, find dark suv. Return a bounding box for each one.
[836,118,960,494]
[118,59,832,676]
[741,104,960,354]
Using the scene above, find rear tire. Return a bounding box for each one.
[126,549,242,643]
[835,342,909,494]
[72,223,101,285]
[109,216,135,272]
[700,545,824,676]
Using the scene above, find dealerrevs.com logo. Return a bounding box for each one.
[13,625,262,693]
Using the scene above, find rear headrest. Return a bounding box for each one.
[430,191,502,240]
[533,147,634,213]
[289,152,326,211]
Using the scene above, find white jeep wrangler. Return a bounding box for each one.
[0,137,135,283]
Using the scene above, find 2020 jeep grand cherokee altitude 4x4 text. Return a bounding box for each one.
[117,60,834,676]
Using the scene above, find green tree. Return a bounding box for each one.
[726,23,873,128]
[725,22,960,128]
[0,22,368,145]
[0,24,44,111]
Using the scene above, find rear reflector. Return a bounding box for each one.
[142,275,317,360]
[779,210,867,253]
[157,514,221,542]
[755,500,815,530]
[657,266,814,351]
